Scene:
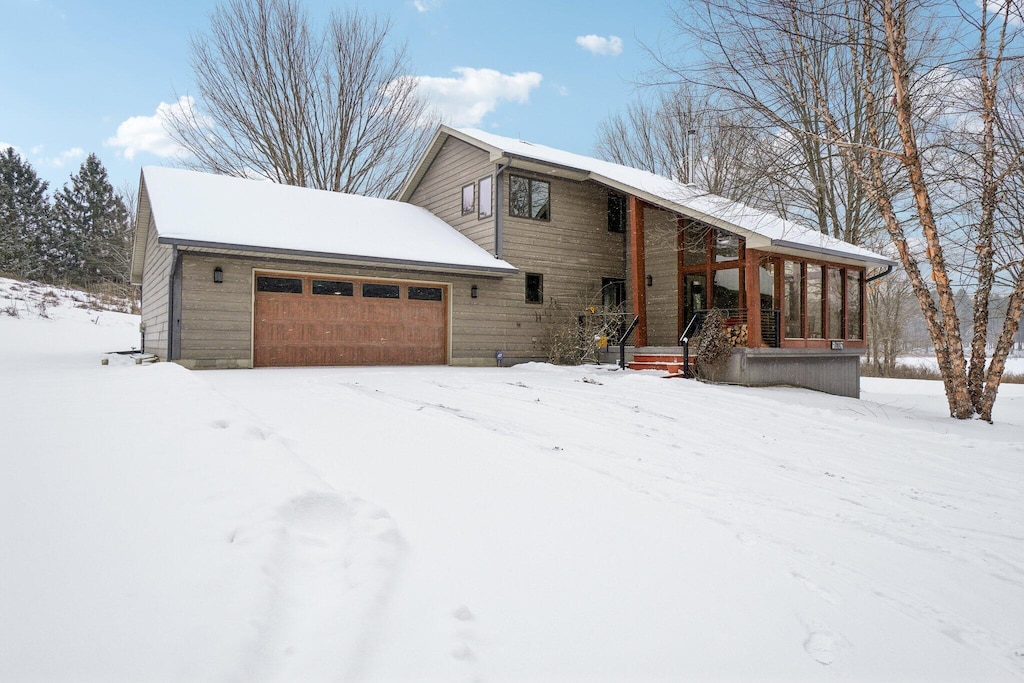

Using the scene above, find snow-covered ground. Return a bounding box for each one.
[898,353,1024,376]
[2,277,1023,682]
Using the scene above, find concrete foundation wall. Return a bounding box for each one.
[705,348,862,398]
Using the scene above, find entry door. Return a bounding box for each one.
[682,274,707,333]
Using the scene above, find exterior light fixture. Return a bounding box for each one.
[471,285,478,298]
[213,266,223,283]
[646,275,653,287]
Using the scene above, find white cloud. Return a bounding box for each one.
[404,67,543,127]
[412,0,443,11]
[0,141,18,154]
[557,85,570,97]
[575,34,623,56]
[41,147,85,168]
[105,96,200,161]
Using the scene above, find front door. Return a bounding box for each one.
[681,274,706,336]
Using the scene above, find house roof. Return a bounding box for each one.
[131,166,518,284]
[400,125,895,268]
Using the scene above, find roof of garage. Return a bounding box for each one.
[132,166,518,283]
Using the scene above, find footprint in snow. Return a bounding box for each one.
[450,605,483,677]
[804,629,839,665]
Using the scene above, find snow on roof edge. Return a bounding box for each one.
[452,127,895,268]
[139,166,517,275]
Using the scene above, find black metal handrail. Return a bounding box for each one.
[618,315,641,369]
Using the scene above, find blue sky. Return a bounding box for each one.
[0,0,682,194]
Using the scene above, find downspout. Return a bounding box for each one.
[168,245,183,361]
[865,264,894,283]
[494,159,511,259]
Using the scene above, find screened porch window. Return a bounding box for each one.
[806,265,824,339]
[828,267,844,338]
[784,261,803,338]
[713,269,741,309]
[847,271,863,340]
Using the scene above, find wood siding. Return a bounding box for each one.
[409,137,496,253]
[643,206,680,346]
[177,253,503,368]
[139,214,174,359]
[407,138,629,362]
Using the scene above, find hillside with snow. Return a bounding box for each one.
[1,277,1022,682]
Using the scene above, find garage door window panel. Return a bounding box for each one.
[409,286,443,301]
[362,283,400,299]
[312,280,354,296]
[257,276,303,293]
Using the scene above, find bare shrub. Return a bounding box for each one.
[545,298,630,365]
[692,308,733,378]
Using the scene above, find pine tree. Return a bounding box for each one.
[0,147,52,278]
[52,154,130,286]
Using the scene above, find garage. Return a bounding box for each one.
[253,272,448,367]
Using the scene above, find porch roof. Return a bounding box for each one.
[403,126,895,269]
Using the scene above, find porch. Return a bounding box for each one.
[612,194,872,397]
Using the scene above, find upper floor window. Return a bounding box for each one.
[479,176,493,218]
[510,175,550,220]
[714,230,741,262]
[607,192,627,233]
[461,183,475,215]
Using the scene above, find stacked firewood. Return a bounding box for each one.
[726,323,748,347]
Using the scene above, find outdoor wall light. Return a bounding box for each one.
[471,284,478,298]
[646,275,653,287]
[213,266,223,283]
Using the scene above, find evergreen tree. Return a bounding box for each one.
[0,147,52,278]
[52,154,130,286]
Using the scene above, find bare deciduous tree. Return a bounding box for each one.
[662,0,1024,421]
[168,0,434,197]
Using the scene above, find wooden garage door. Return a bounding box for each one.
[253,273,448,367]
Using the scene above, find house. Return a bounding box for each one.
[131,125,894,397]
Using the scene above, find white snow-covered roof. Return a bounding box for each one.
[405,126,893,268]
[135,166,517,278]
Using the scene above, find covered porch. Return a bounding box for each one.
[617,195,885,397]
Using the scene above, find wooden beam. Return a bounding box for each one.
[629,195,648,346]
[677,217,686,341]
[745,249,762,347]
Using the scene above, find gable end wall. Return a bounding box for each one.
[139,214,174,359]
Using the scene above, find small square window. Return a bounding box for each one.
[462,183,475,215]
[478,176,493,218]
[525,273,543,304]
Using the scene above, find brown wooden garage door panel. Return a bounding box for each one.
[254,275,448,367]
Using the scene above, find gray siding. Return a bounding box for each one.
[488,173,627,360]
[139,214,174,359]
[176,252,511,369]
[406,138,628,362]
[643,207,679,346]
[409,137,496,253]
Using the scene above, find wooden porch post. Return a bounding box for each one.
[745,248,762,348]
[628,195,648,346]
